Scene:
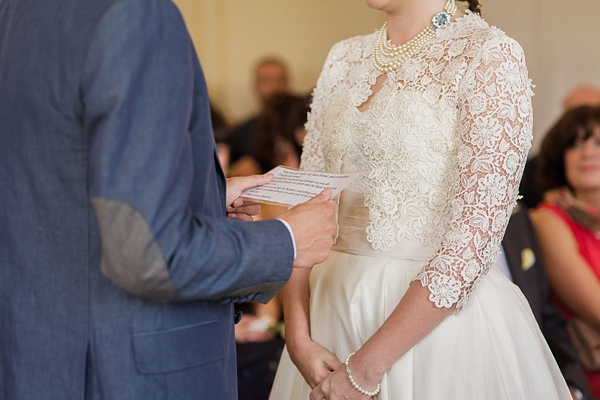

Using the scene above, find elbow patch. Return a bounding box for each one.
[92,198,176,302]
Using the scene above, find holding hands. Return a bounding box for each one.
[288,338,342,389]
[308,358,376,400]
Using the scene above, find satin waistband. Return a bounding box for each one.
[332,192,435,261]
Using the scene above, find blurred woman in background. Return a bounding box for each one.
[531,105,600,398]
[229,93,309,177]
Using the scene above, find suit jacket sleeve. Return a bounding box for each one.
[81,0,293,303]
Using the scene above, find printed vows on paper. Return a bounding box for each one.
[241,166,360,206]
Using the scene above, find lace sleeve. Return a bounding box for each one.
[416,37,534,310]
[300,44,342,172]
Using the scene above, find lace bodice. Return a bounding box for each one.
[300,12,533,310]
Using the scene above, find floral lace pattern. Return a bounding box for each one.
[300,13,533,309]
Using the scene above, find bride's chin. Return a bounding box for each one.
[365,0,389,11]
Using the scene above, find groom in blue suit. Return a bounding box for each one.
[0,0,336,399]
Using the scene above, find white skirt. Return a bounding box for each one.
[269,249,571,400]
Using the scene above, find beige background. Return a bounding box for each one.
[174,0,600,154]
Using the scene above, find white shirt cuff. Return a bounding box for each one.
[277,219,296,260]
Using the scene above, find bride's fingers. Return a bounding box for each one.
[309,386,327,400]
[309,362,336,389]
[323,354,342,371]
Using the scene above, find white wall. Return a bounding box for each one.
[176,0,600,153]
[483,0,600,153]
[175,0,381,124]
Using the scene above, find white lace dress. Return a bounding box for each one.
[270,13,571,399]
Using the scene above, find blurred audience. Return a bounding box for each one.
[231,93,310,220]
[501,205,592,399]
[531,105,600,398]
[211,102,286,399]
[223,64,308,399]
[235,295,285,400]
[210,104,232,174]
[252,93,310,173]
[520,84,600,209]
[230,92,309,176]
[229,57,290,173]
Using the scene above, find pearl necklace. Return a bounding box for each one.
[372,0,457,72]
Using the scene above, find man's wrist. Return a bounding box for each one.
[277,219,296,259]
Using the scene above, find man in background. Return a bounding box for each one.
[229,57,290,174]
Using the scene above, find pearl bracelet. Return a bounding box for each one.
[344,352,381,397]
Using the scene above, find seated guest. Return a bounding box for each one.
[230,93,310,177]
[531,105,600,398]
[232,93,311,220]
[210,104,232,173]
[501,205,591,399]
[229,57,290,173]
[252,93,310,173]
[235,295,284,400]
[520,84,600,209]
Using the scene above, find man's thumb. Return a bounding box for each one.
[303,188,331,204]
[241,173,274,191]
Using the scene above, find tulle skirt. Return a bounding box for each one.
[269,249,571,399]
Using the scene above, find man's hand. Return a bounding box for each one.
[279,189,337,268]
[226,174,273,221]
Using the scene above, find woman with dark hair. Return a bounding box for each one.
[210,104,232,174]
[270,0,570,399]
[253,93,310,173]
[531,105,600,397]
[228,93,310,177]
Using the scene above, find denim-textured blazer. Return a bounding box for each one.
[0,0,293,398]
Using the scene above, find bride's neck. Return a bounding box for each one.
[385,0,447,44]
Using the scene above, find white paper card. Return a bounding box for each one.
[241,166,360,206]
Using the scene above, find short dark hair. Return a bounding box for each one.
[459,0,481,14]
[254,57,287,77]
[253,93,310,172]
[536,105,600,195]
[210,104,230,144]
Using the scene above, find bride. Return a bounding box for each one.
[269,0,572,399]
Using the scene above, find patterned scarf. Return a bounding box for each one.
[545,187,600,233]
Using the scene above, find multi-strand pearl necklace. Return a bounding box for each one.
[372,0,457,72]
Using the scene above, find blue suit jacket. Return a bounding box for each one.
[0,0,293,398]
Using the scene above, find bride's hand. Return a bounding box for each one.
[309,364,375,400]
[288,338,342,389]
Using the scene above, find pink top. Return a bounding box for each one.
[538,203,600,305]
[538,202,600,396]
